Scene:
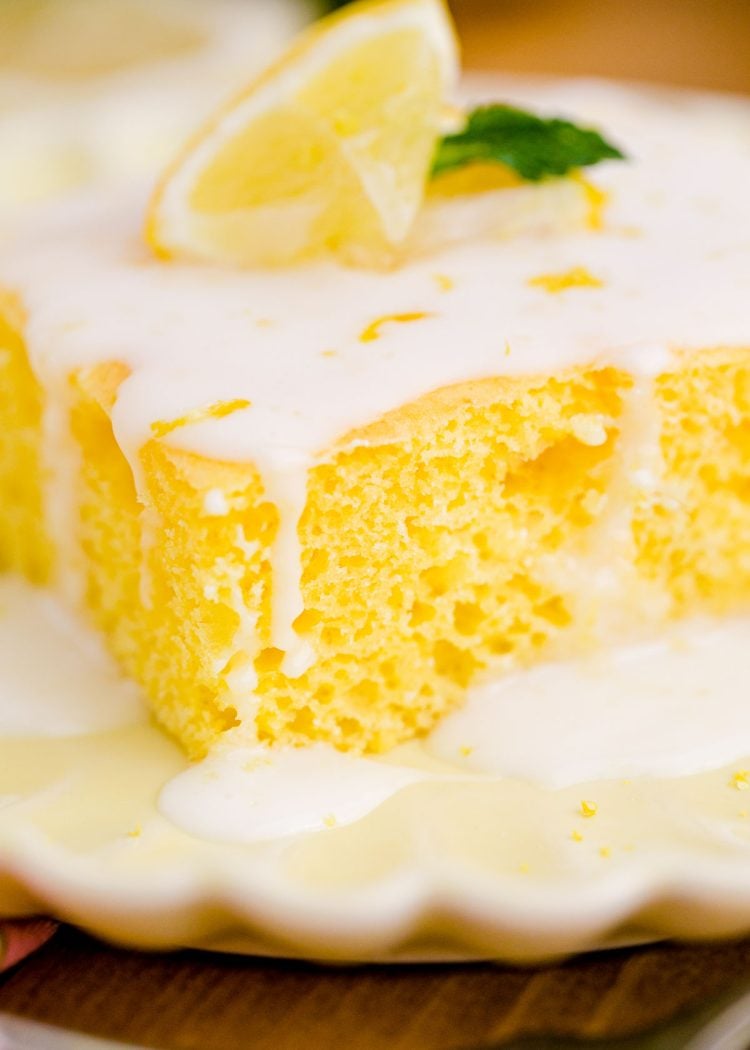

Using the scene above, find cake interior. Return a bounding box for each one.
[2,282,749,756]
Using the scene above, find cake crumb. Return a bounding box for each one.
[433,273,455,292]
[528,267,604,294]
[243,756,272,773]
[580,799,598,818]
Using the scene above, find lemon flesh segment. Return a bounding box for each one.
[428,162,524,198]
[148,0,459,268]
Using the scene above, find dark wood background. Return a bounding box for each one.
[2,927,750,1049]
[2,1,750,1047]
[454,0,750,94]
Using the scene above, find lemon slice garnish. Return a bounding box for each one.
[146,0,459,268]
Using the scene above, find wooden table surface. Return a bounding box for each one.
[3,2,750,1048]
[2,928,750,1049]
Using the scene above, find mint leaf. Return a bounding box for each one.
[432,104,625,181]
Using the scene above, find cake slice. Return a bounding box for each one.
[1,0,749,759]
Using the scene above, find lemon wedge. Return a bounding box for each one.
[146,0,459,268]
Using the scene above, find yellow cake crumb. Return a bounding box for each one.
[528,267,604,294]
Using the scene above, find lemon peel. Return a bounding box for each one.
[146,0,459,268]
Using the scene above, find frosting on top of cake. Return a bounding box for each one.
[2,77,750,665]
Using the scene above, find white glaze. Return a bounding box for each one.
[159,615,750,843]
[159,744,428,842]
[1,574,750,842]
[429,617,750,788]
[0,576,145,736]
[2,79,750,665]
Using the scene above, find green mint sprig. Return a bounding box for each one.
[432,104,625,182]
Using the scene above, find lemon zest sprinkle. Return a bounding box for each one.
[580,799,598,818]
[359,312,434,344]
[151,398,251,438]
[732,770,750,791]
[571,172,610,231]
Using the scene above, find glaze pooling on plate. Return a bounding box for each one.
[427,617,750,789]
[3,576,750,844]
[158,613,750,842]
[3,574,750,959]
[0,576,144,737]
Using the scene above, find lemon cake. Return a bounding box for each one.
[1,0,749,759]
[0,0,308,209]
